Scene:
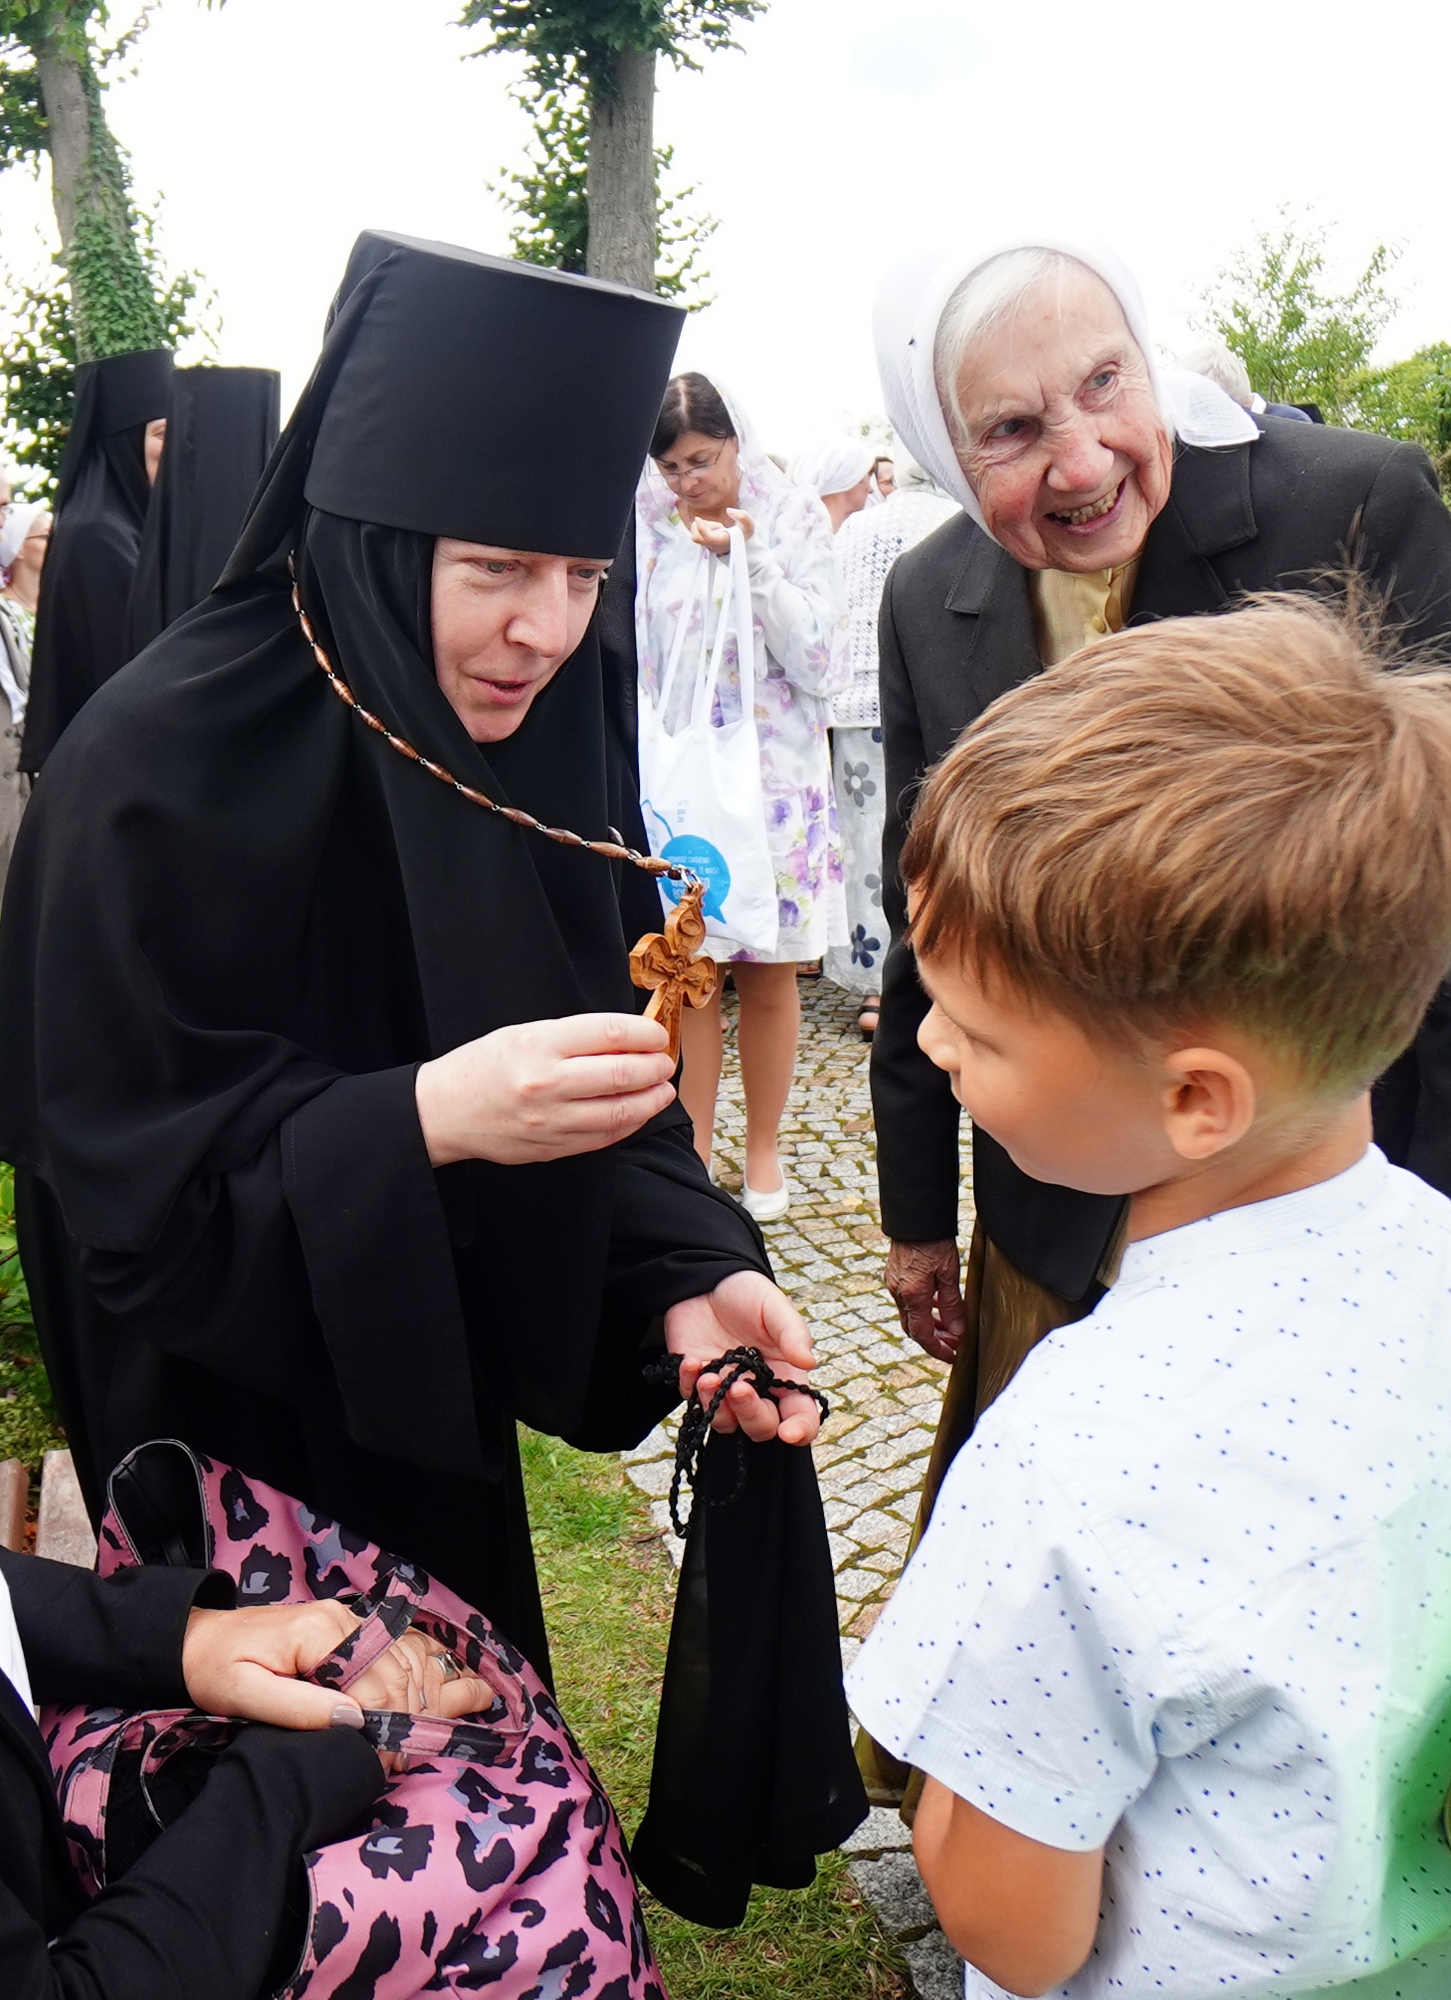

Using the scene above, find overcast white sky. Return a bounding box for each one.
[3,0,1450,458]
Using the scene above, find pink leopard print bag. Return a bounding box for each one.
[43,1439,665,2000]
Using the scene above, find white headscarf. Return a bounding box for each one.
[0,502,45,587]
[636,373,827,552]
[789,438,877,502]
[0,1569,35,1718]
[873,236,1258,537]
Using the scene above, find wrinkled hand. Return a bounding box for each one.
[885,1237,966,1362]
[665,1269,819,1444]
[688,507,755,555]
[415,1013,676,1167]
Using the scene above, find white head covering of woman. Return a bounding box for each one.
[789,437,877,502]
[0,501,46,588]
[873,235,1258,538]
[636,372,827,549]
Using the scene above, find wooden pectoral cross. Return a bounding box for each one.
[630,879,717,1063]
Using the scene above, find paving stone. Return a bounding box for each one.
[901,1929,967,2000]
[623,1459,674,1498]
[845,1508,908,1551]
[839,1806,913,1857]
[851,1852,939,1939]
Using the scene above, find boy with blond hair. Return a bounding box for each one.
[848,599,1451,2000]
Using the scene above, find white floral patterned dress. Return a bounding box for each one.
[825,487,957,994]
[635,399,849,965]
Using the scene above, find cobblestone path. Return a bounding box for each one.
[622,975,973,1999]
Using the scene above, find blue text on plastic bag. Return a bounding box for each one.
[658,837,731,927]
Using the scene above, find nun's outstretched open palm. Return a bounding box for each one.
[665,1269,820,1445]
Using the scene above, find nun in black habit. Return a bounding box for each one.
[0,228,821,1649]
[0,237,865,1918]
[125,363,282,656]
[19,347,173,773]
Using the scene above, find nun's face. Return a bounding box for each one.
[431,539,610,743]
[952,266,1172,572]
[144,418,167,486]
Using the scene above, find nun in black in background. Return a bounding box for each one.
[19,347,173,773]
[0,231,865,1925]
[125,363,282,655]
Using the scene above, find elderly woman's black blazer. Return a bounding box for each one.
[872,418,1451,1298]
[0,1549,378,2000]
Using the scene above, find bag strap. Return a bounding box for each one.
[305,1589,416,1692]
[652,541,707,724]
[305,1577,533,1750]
[729,522,758,722]
[357,1708,522,1762]
[690,530,744,730]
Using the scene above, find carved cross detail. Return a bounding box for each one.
[629,880,717,1062]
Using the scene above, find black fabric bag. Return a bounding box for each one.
[633,1427,868,1926]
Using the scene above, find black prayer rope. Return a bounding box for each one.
[645,1346,830,1538]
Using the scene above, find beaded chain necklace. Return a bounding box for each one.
[289,570,714,1059]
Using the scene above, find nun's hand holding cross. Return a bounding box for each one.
[414,1013,677,1167]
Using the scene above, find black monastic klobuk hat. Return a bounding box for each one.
[302,231,685,559]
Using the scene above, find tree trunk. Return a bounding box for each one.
[585,46,656,293]
[32,18,166,363]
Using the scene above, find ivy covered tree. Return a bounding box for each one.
[462,0,763,291]
[0,5,207,487]
[1,4,170,360]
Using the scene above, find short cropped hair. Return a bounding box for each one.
[903,597,1451,1094]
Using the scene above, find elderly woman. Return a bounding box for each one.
[864,235,1451,1796]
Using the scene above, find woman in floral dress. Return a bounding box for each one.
[636,374,847,1222]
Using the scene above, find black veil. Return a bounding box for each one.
[21,347,173,771]
[126,365,281,656]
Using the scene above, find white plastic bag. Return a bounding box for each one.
[638,525,779,957]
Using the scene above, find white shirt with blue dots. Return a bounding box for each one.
[848,1146,1451,1999]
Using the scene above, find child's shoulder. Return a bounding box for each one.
[977,1150,1451,1565]
[1051,1148,1450,1382]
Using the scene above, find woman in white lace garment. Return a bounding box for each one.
[825,459,956,1036]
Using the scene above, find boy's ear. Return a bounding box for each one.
[1158,1046,1258,1163]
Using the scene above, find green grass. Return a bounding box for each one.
[520,1429,908,2000]
[0,1163,64,1469]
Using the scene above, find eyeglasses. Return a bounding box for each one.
[656,444,729,488]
